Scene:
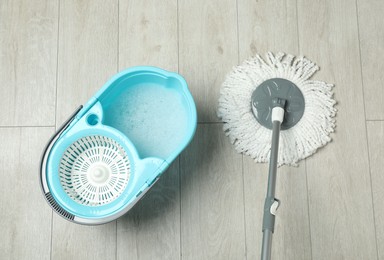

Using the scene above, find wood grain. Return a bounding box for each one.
[1,1,383,259]
[297,0,377,259]
[118,0,178,72]
[178,0,238,123]
[237,0,299,56]
[180,124,245,259]
[367,121,384,260]
[0,0,57,126]
[116,1,180,259]
[357,0,384,120]
[56,0,118,125]
[52,1,118,259]
[238,1,311,259]
[0,127,53,259]
[51,216,116,260]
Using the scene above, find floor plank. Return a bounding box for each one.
[297,0,377,259]
[237,0,299,55]
[0,0,57,126]
[0,127,53,259]
[56,0,118,124]
[237,1,311,259]
[52,1,118,259]
[1,1,383,259]
[51,217,116,260]
[357,0,384,120]
[178,0,238,123]
[367,121,384,259]
[118,0,178,72]
[117,1,180,259]
[180,124,245,259]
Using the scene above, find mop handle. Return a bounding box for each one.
[261,98,285,260]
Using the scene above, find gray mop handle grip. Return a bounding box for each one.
[261,120,281,260]
[261,99,285,260]
[262,120,281,233]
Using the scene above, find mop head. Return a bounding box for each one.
[217,52,337,166]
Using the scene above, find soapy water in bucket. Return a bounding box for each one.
[104,83,189,159]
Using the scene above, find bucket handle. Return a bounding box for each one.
[39,106,83,221]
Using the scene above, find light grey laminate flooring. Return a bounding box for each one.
[0,0,383,259]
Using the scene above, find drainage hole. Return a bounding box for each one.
[87,114,99,126]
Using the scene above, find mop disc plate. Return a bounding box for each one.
[251,78,305,130]
[217,52,337,166]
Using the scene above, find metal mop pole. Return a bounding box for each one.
[261,98,285,260]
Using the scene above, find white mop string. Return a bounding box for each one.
[217,52,337,166]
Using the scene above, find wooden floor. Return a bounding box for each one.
[1,0,383,259]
